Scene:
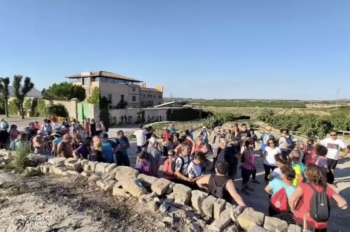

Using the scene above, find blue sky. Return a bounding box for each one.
[0,0,349,100]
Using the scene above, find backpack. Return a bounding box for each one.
[270,182,289,213]
[308,184,330,222]
[171,156,190,173]
[210,175,229,199]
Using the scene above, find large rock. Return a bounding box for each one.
[166,182,176,195]
[96,180,116,191]
[81,171,92,177]
[105,163,117,173]
[102,173,115,181]
[88,174,102,182]
[264,216,288,232]
[84,161,98,172]
[39,164,51,174]
[172,184,192,205]
[214,199,226,220]
[137,174,158,189]
[151,178,172,195]
[66,159,83,172]
[115,166,139,182]
[22,167,40,177]
[64,157,78,165]
[207,218,231,232]
[237,209,264,231]
[52,166,68,175]
[48,157,66,167]
[95,163,110,173]
[0,150,10,157]
[288,224,302,232]
[122,179,147,197]
[219,203,233,220]
[191,190,208,212]
[247,225,268,232]
[112,185,130,197]
[28,154,48,165]
[202,195,217,218]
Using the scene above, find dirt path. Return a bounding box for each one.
[0,172,186,232]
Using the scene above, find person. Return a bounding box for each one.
[115,130,130,166]
[240,123,251,139]
[303,139,315,164]
[11,133,28,151]
[269,153,289,180]
[32,131,44,154]
[174,143,192,182]
[212,131,221,167]
[134,125,147,152]
[41,119,52,135]
[264,139,281,182]
[240,139,256,195]
[93,130,102,145]
[74,137,92,159]
[196,161,247,206]
[163,150,176,181]
[93,140,104,162]
[188,127,194,141]
[64,118,70,127]
[320,130,349,183]
[289,164,348,232]
[231,123,240,138]
[289,150,305,187]
[250,128,258,148]
[57,134,73,158]
[295,140,306,163]
[52,130,63,156]
[34,121,41,131]
[100,120,107,132]
[217,137,238,179]
[90,119,96,136]
[72,119,78,133]
[71,133,81,150]
[265,165,296,216]
[227,137,241,179]
[260,126,274,155]
[200,127,210,145]
[101,133,114,163]
[279,129,293,154]
[0,118,9,132]
[135,150,152,175]
[9,125,19,142]
[169,124,177,135]
[84,119,90,137]
[187,151,207,181]
[314,144,334,184]
[146,137,162,177]
[191,136,209,156]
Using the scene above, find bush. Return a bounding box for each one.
[195,101,307,108]
[203,113,250,129]
[48,104,69,118]
[13,144,33,171]
[36,99,50,117]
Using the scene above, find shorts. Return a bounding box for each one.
[327,158,338,170]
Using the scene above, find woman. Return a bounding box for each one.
[200,127,210,145]
[72,119,78,133]
[90,119,96,136]
[191,136,209,157]
[84,119,90,137]
[196,160,247,206]
[265,165,296,216]
[303,139,314,164]
[100,120,107,132]
[289,165,347,232]
[295,140,306,163]
[264,139,281,181]
[10,133,28,151]
[231,123,240,138]
[240,139,256,195]
[9,125,19,142]
[135,150,152,175]
[269,153,289,180]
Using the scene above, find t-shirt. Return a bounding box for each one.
[279,137,293,150]
[264,147,281,166]
[53,137,63,146]
[240,130,251,139]
[187,161,203,179]
[147,146,161,177]
[134,129,146,146]
[294,183,335,229]
[292,163,304,186]
[175,155,190,176]
[320,138,347,160]
[170,129,177,135]
[76,145,90,159]
[269,179,296,200]
[115,137,129,156]
[102,142,114,163]
[271,168,282,179]
[261,134,274,150]
[315,158,328,169]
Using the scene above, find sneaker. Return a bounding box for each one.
[245,186,254,191]
[252,180,260,184]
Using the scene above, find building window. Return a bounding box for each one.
[158,95,162,99]
[143,94,145,98]
[108,94,112,102]
[133,87,135,91]
[94,77,100,82]
[132,96,136,102]
[154,95,156,99]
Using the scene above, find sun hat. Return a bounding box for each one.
[264,126,272,132]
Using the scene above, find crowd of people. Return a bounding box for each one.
[0,116,348,231]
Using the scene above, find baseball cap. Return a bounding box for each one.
[148,137,157,143]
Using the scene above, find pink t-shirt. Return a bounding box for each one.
[243,149,256,170]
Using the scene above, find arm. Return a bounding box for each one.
[120,138,130,150]
[57,143,63,155]
[289,186,303,213]
[243,150,255,167]
[341,145,349,159]
[265,184,273,195]
[226,180,246,207]
[331,190,348,209]
[174,158,188,181]
[196,174,210,189]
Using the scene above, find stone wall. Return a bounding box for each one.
[19,156,307,232]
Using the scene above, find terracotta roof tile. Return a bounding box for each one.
[66,71,142,83]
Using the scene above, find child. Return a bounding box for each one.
[187,151,207,180]
[163,150,176,180]
[135,150,152,175]
[314,144,334,184]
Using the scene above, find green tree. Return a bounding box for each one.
[87,87,100,104]
[42,82,86,101]
[13,75,35,119]
[0,77,10,117]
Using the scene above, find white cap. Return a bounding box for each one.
[148,137,157,144]
[202,126,206,129]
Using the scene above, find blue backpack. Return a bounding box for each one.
[2,121,9,130]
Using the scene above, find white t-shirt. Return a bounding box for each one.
[271,167,282,179]
[264,147,281,166]
[320,138,347,160]
[175,155,190,176]
[187,162,203,179]
[133,129,146,146]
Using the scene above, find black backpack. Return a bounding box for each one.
[308,184,330,223]
[210,175,229,199]
[171,156,190,173]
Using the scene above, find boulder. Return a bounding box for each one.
[39,164,51,174]
[201,195,217,218]
[112,186,130,197]
[22,167,40,177]
[137,174,158,189]
[96,180,116,191]
[264,216,288,232]
[138,192,159,204]
[247,225,268,232]
[0,150,10,157]
[151,178,171,196]
[102,172,115,181]
[105,163,117,173]
[66,161,82,172]
[64,157,78,165]
[172,184,191,205]
[84,161,98,172]
[115,166,139,182]
[214,199,226,220]
[166,182,176,195]
[66,170,80,175]
[81,171,92,177]
[230,205,245,221]
[48,157,66,167]
[28,154,48,165]
[191,190,208,212]
[88,174,101,182]
[148,199,160,212]
[95,163,110,173]
[159,202,170,213]
[237,209,264,231]
[288,224,302,232]
[52,166,68,175]
[207,218,231,232]
[122,179,147,197]
[219,203,233,220]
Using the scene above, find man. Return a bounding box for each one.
[321,130,349,182]
[279,129,293,154]
[174,143,191,182]
[147,137,162,177]
[52,130,63,156]
[240,123,251,139]
[0,118,9,132]
[134,125,147,152]
[101,133,115,163]
[115,130,130,166]
[33,131,44,154]
[57,134,73,158]
[201,126,210,145]
[217,138,238,179]
[162,127,171,156]
[289,150,305,186]
[169,124,177,135]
